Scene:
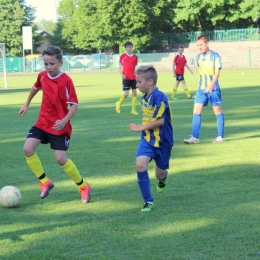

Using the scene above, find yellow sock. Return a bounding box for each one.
[26,153,49,183]
[132,96,137,111]
[183,87,191,98]
[118,95,126,106]
[172,87,178,97]
[61,159,86,187]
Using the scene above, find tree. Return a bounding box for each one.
[56,0,174,53]
[36,19,56,35]
[172,0,259,31]
[0,0,41,56]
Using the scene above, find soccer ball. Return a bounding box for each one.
[0,186,22,208]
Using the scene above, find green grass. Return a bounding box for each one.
[1,69,260,259]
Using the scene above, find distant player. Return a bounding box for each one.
[256,17,260,34]
[129,65,173,212]
[183,34,225,144]
[115,41,138,115]
[19,46,91,203]
[172,46,194,99]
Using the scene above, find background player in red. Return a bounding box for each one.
[172,46,194,99]
[19,46,91,204]
[115,41,138,115]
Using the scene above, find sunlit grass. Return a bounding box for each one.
[1,69,260,259]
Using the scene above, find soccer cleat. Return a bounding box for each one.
[213,136,224,143]
[79,182,91,203]
[115,102,121,113]
[171,96,178,100]
[40,180,54,199]
[183,135,199,144]
[188,95,195,99]
[131,110,139,115]
[157,179,166,193]
[141,202,154,212]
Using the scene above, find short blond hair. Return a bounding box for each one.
[135,65,158,85]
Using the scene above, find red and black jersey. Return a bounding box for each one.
[33,71,78,137]
[173,54,187,74]
[119,53,138,80]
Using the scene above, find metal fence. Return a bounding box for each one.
[1,49,260,75]
[151,28,260,45]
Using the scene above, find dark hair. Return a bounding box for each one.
[42,46,63,62]
[135,65,158,85]
[178,46,184,49]
[256,17,260,27]
[124,41,133,48]
[196,34,209,42]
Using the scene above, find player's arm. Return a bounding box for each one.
[185,63,193,74]
[205,68,221,93]
[129,118,164,132]
[19,87,39,116]
[118,63,126,79]
[53,104,78,131]
[173,63,176,77]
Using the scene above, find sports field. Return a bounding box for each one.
[1,68,260,259]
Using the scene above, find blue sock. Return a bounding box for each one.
[216,113,224,137]
[192,114,201,138]
[137,170,153,203]
[163,170,168,180]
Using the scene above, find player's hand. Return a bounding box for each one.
[122,74,127,80]
[53,119,66,131]
[19,105,29,116]
[204,86,213,93]
[173,74,176,77]
[129,123,142,132]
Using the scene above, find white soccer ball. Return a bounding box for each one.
[0,186,22,208]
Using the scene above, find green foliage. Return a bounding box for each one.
[1,69,260,259]
[36,19,56,35]
[56,0,174,52]
[0,0,42,56]
[172,0,259,31]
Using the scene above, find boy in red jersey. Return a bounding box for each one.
[172,46,194,99]
[115,41,138,115]
[19,46,91,204]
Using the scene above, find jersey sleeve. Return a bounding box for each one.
[173,55,178,64]
[119,54,124,65]
[153,94,168,119]
[33,73,43,90]
[66,77,78,105]
[214,53,222,69]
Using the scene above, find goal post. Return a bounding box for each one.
[0,43,8,89]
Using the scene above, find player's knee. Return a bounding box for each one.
[55,155,67,166]
[23,145,35,157]
[136,161,147,172]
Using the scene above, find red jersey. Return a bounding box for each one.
[33,71,78,137]
[173,54,187,74]
[119,53,138,80]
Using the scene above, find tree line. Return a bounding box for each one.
[0,0,259,56]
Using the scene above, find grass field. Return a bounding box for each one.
[1,68,260,260]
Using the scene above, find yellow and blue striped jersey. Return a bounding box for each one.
[140,88,173,147]
[196,51,222,91]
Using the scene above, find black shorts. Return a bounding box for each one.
[122,80,137,91]
[176,74,185,81]
[26,126,70,151]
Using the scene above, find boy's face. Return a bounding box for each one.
[196,39,209,53]
[178,48,184,55]
[136,74,153,94]
[125,45,133,54]
[43,55,63,77]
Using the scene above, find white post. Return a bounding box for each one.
[1,43,8,89]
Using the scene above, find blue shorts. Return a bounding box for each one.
[136,138,172,170]
[194,89,222,106]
